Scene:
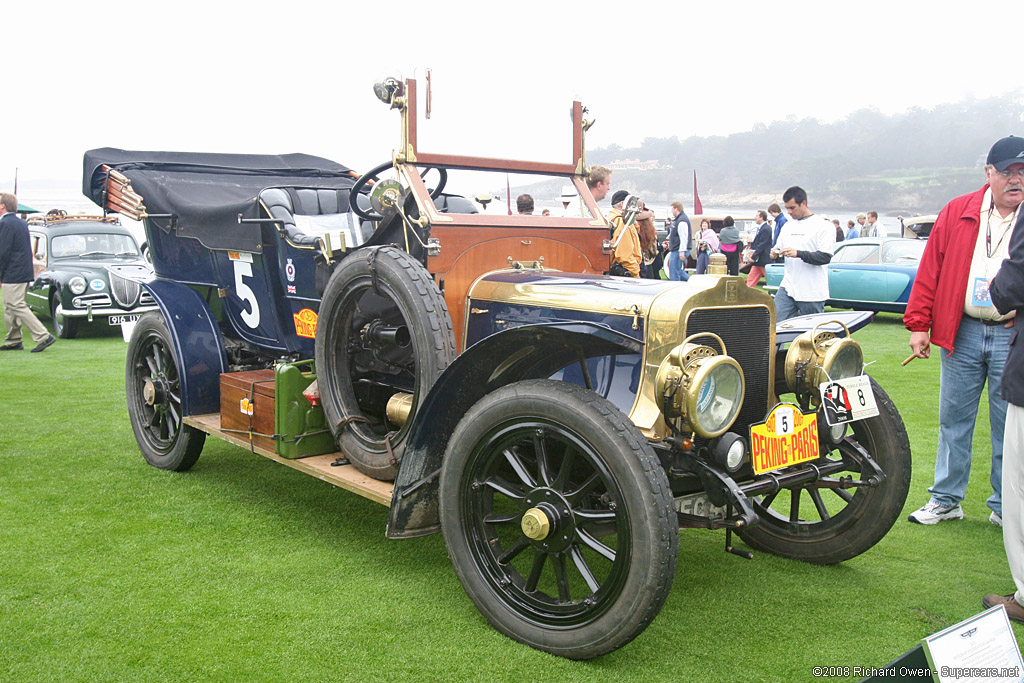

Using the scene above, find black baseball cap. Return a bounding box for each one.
[611,190,629,205]
[987,136,1024,171]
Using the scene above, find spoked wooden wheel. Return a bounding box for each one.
[738,377,911,564]
[125,312,205,471]
[440,380,677,659]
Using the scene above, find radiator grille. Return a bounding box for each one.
[684,306,772,433]
[109,272,141,308]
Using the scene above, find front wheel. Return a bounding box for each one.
[440,380,678,659]
[738,377,911,564]
[125,312,205,471]
[51,296,79,339]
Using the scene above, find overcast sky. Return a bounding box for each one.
[5,0,1016,197]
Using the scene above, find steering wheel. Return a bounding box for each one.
[349,160,448,221]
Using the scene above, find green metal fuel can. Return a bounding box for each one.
[274,360,335,459]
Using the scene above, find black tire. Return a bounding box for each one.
[50,295,80,339]
[315,246,456,481]
[439,379,678,659]
[737,377,911,564]
[125,312,205,471]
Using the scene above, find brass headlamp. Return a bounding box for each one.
[784,321,864,404]
[655,333,745,439]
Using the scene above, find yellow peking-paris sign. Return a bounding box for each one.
[749,404,820,475]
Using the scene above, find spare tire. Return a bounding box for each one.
[315,246,456,481]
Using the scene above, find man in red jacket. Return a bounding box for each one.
[904,136,1024,526]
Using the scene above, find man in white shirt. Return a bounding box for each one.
[866,210,885,237]
[769,186,835,321]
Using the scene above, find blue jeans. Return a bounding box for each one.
[668,251,689,281]
[696,251,709,274]
[929,315,1010,516]
[773,286,824,321]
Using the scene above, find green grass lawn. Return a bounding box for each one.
[0,309,1014,682]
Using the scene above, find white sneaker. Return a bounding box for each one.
[991,511,1003,527]
[908,501,964,525]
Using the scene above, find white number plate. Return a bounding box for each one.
[819,375,879,426]
[108,314,141,326]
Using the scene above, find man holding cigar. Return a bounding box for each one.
[903,135,1023,526]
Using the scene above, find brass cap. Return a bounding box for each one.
[385,392,414,427]
[521,508,551,540]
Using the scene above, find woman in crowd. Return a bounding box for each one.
[718,216,741,276]
[696,219,719,274]
[638,207,662,279]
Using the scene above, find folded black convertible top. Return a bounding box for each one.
[83,148,357,252]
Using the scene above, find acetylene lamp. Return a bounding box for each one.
[656,333,745,439]
[784,321,863,404]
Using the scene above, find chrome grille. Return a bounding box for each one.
[73,294,112,308]
[109,272,141,308]
[684,306,772,433]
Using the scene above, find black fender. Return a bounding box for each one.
[142,279,229,416]
[385,322,643,539]
[774,310,874,347]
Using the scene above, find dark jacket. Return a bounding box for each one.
[0,212,34,283]
[750,221,772,267]
[990,210,1024,407]
[772,213,787,246]
[668,211,690,254]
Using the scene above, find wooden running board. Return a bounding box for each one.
[183,413,393,506]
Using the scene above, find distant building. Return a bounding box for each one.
[608,159,662,171]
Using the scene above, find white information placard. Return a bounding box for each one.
[923,605,1024,683]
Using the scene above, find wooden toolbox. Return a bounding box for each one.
[219,369,276,452]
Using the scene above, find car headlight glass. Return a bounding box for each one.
[822,340,863,382]
[689,359,745,437]
[69,276,87,294]
[656,334,746,439]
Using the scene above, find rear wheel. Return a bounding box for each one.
[440,380,678,659]
[50,296,79,339]
[125,312,205,471]
[315,247,456,481]
[738,377,911,564]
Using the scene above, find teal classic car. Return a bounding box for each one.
[765,237,925,313]
[25,214,158,338]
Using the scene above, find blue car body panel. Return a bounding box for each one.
[387,322,644,538]
[141,279,229,416]
[764,237,923,313]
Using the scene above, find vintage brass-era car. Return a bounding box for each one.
[84,77,911,660]
[25,214,157,338]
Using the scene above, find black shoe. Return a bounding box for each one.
[30,335,56,353]
[0,342,24,350]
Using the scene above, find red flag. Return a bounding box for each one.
[506,175,513,215]
[693,171,703,214]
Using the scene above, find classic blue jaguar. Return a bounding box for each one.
[765,237,925,313]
